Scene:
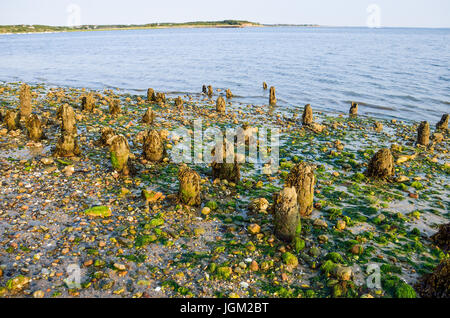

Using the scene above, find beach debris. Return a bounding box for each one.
[349,102,358,116]
[143,129,165,162]
[273,187,300,242]
[263,82,268,90]
[81,93,96,112]
[285,162,315,216]
[26,114,43,141]
[4,110,19,131]
[207,85,213,98]
[415,259,449,298]
[431,223,449,252]
[366,148,395,179]
[19,83,32,120]
[142,107,155,124]
[110,135,130,175]
[178,165,201,206]
[269,86,276,106]
[147,88,156,102]
[109,99,121,116]
[211,140,241,183]
[216,96,226,113]
[226,89,233,99]
[417,121,430,146]
[302,104,313,125]
[436,114,448,131]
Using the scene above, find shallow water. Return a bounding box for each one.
[0,27,449,122]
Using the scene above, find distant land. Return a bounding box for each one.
[0,20,319,34]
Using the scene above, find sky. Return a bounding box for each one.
[0,0,449,28]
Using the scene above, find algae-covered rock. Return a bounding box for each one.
[54,132,81,157]
[110,135,130,174]
[4,110,19,131]
[273,187,300,242]
[302,104,313,125]
[155,92,166,104]
[269,86,276,106]
[417,121,430,146]
[431,223,449,252]
[282,252,298,268]
[366,148,395,179]
[415,259,449,298]
[211,140,241,183]
[178,165,201,206]
[143,129,164,162]
[26,114,43,141]
[81,93,96,112]
[216,96,226,113]
[19,83,32,119]
[142,107,155,124]
[436,114,448,131]
[285,162,315,216]
[84,206,111,217]
[6,275,30,292]
[349,102,358,116]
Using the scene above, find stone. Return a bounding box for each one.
[366,148,395,179]
[335,266,352,281]
[147,88,155,102]
[178,165,201,206]
[4,110,19,131]
[143,129,164,162]
[216,96,226,113]
[84,206,112,217]
[349,102,358,116]
[110,135,130,174]
[285,162,315,216]
[273,187,300,242]
[436,114,448,131]
[98,127,115,146]
[302,104,313,125]
[248,223,261,235]
[155,92,166,104]
[269,86,276,106]
[226,89,232,99]
[249,198,269,213]
[142,107,155,124]
[81,93,96,112]
[26,114,43,141]
[336,219,346,231]
[109,99,121,116]
[282,252,298,268]
[19,83,32,119]
[6,275,30,292]
[417,121,430,146]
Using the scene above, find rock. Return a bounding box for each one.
[147,88,155,102]
[6,275,30,292]
[248,223,261,235]
[249,198,269,213]
[110,135,130,174]
[436,114,448,131]
[211,140,241,183]
[4,110,19,131]
[216,96,226,113]
[374,121,383,132]
[335,266,352,281]
[62,165,75,176]
[250,261,259,272]
[336,219,346,231]
[302,104,313,125]
[58,104,77,134]
[432,132,444,144]
[174,96,183,110]
[155,92,166,104]
[81,93,96,112]
[178,165,201,206]
[114,263,126,271]
[226,89,233,99]
[282,252,298,268]
[308,122,325,134]
[54,132,81,157]
[41,157,54,165]
[263,82,268,90]
[19,83,32,119]
[202,85,207,94]
[26,114,43,141]
[273,187,299,242]
[350,244,363,255]
[32,290,45,298]
[84,206,112,217]
[366,148,395,179]
[201,207,211,215]
[349,102,358,116]
[143,129,165,162]
[142,107,155,124]
[417,121,430,146]
[141,189,163,203]
[269,86,276,106]
[109,99,121,116]
[431,223,449,253]
[207,85,213,98]
[285,162,315,216]
[98,127,115,146]
[313,218,328,228]
[415,259,449,298]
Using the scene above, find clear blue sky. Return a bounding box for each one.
[0,0,449,28]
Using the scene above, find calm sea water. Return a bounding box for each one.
[0,27,449,122]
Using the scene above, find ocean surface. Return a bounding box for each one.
[0,27,449,122]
